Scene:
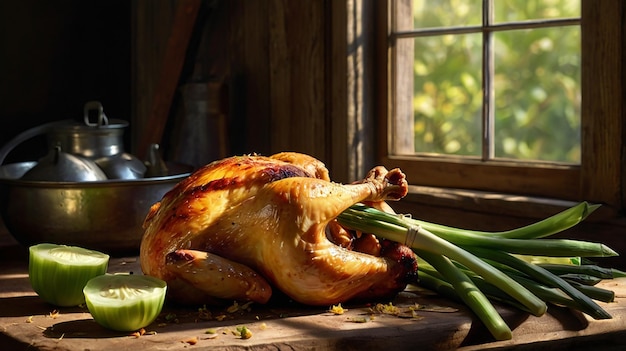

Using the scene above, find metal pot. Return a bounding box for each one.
[48,101,146,180]
[0,101,192,255]
[0,161,190,255]
[0,101,146,181]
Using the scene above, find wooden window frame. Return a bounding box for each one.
[373,0,625,221]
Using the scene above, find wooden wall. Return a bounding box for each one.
[131,0,377,182]
[132,0,330,166]
[0,0,376,183]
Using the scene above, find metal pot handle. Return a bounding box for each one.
[83,101,109,127]
[0,120,73,165]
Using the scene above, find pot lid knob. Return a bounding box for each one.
[83,101,109,127]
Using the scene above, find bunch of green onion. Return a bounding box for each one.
[337,202,624,341]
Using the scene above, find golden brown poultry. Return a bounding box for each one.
[140,152,417,306]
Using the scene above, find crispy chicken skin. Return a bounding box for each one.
[140,152,417,306]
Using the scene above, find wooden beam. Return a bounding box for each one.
[136,0,201,160]
[580,0,624,208]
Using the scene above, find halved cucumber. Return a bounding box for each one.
[29,243,109,307]
[83,274,167,332]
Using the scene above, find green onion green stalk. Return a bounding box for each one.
[466,247,612,320]
[417,250,513,341]
[337,202,619,341]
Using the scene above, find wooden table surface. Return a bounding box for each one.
[1,231,626,351]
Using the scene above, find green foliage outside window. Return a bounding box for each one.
[411,0,581,163]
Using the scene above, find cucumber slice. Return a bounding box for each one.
[29,243,109,307]
[83,274,167,332]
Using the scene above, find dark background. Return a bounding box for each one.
[0,1,131,163]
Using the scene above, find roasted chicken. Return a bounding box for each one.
[140,152,417,306]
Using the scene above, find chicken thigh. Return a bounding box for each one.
[140,152,417,306]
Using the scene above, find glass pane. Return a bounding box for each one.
[409,0,482,30]
[494,0,580,23]
[413,34,482,156]
[493,26,581,163]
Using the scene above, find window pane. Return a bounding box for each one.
[493,26,581,163]
[413,34,482,156]
[494,0,580,23]
[407,0,482,30]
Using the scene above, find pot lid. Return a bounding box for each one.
[20,146,108,182]
[51,101,128,133]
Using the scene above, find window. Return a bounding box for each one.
[395,1,580,163]
[377,0,624,213]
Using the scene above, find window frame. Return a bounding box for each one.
[375,0,625,215]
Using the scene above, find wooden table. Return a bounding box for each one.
[1,234,626,351]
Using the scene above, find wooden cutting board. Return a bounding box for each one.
[1,243,626,350]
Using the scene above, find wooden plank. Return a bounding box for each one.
[328,0,349,182]
[227,0,271,155]
[2,240,626,350]
[382,156,581,201]
[268,0,327,160]
[375,0,392,165]
[329,0,379,183]
[580,0,624,208]
[135,0,202,160]
[131,0,177,156]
